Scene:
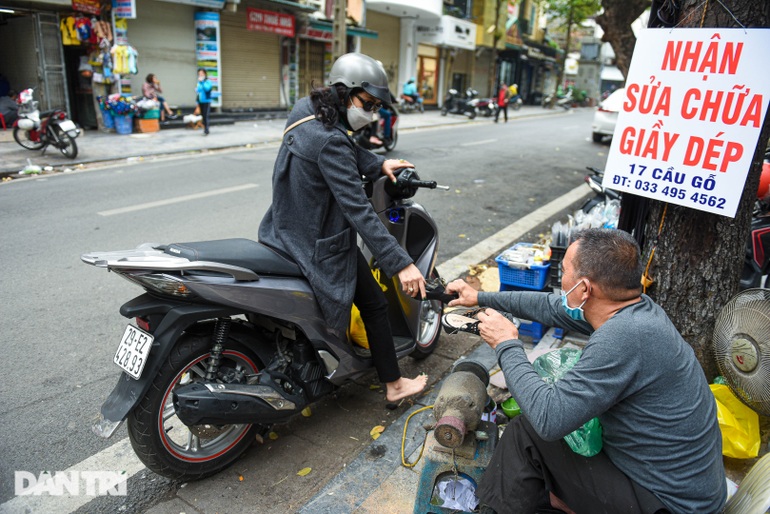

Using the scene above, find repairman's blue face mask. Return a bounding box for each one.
[561,280,588,321]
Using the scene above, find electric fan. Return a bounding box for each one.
[713,288,770,416]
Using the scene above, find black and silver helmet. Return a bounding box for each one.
[327,53,391,105]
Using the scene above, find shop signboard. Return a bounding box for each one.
[603,29,770,218]
[156,0,226,8]
[298,26,333,42]
[247,8,295,37]
[112,0,136,19]
[195,11,222,108]
[72,0,101,15]
[416,15,476,51]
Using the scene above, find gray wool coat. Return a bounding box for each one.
[258,97,414,333]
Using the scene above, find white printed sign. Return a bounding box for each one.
[603,29,770,218]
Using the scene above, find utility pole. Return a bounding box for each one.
[332,0,347,60]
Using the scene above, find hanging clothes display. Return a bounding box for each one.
[60,16,80,46]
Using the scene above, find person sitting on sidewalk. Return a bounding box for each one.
[446,228,725,514]
[0,90,19,127]
[142,73,177,123]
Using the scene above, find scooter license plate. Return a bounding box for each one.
[58,120,76,132]
[114,324,154,380]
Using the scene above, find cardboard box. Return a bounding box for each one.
[134,118,159,133]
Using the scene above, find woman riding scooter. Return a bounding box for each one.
[258,53,428,402]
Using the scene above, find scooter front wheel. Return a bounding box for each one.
[411,272,443,360]
[13,127,45,150]
[56,131,78,159]
[384,130,397,152]
[127,333,266,481]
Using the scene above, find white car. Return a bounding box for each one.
[591,87,625,143]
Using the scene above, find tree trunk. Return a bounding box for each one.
[636,0,770,380]
[595,0,650,79]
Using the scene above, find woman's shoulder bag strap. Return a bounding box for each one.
[282,115,317,137]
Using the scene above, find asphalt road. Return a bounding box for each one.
[0,109,608,513]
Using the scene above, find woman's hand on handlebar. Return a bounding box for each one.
[383,158,414,183]
[398,263,425,299]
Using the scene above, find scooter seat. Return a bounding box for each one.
[163,238,303,277]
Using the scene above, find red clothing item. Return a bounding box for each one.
[497,87,509,106]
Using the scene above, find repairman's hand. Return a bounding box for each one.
[446,279,479,307]
[477,309,520,350]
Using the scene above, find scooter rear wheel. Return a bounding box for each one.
[13,127,45,150]
[127,332,266,481]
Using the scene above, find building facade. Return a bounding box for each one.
[0,0,561,128]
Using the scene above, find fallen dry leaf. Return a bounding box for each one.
[296,467,312,477]
[370,425,385,440]
[255,433,264,444]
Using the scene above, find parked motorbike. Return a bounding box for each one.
[581,166,621,213]
[352,105,399,152]
[441,88,477,119]
[398,94,424,113]
[13,88,80,158]
[542,89,573,111]
[467,96,497,118]
[81,168,452,480]
[509,95,523,111]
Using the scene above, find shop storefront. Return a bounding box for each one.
[415,15,476,107]
[219,7,282,110]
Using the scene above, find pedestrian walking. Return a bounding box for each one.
[494,82,511,123]
[196,69,213,136]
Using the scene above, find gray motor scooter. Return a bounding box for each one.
[81,168,450,481]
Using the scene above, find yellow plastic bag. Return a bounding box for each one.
[710,383,760,459]
[349,269,388,349]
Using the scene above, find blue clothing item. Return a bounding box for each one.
[196,79,213,104]
[378,107,392,138]
[479,291,726,514]
[403,81,418,96]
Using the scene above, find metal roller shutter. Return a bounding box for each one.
[298,40,326,98]
[219,10,281,109]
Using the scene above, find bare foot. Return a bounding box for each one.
[385,375,428,402]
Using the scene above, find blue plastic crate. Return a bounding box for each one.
[519,319,545,342]
[496,243,550,291]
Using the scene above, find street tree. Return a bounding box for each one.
[620,0,770,379]
[540,0,601,99]
[595,0,651,79]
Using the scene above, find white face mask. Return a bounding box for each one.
[346,103,374,131]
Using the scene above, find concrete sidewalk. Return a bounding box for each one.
[0,105,566,177]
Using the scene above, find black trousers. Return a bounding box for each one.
[495,103,508,122]
[477,415,670,514]
[198,102,210,134]
[353,250,400,383]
